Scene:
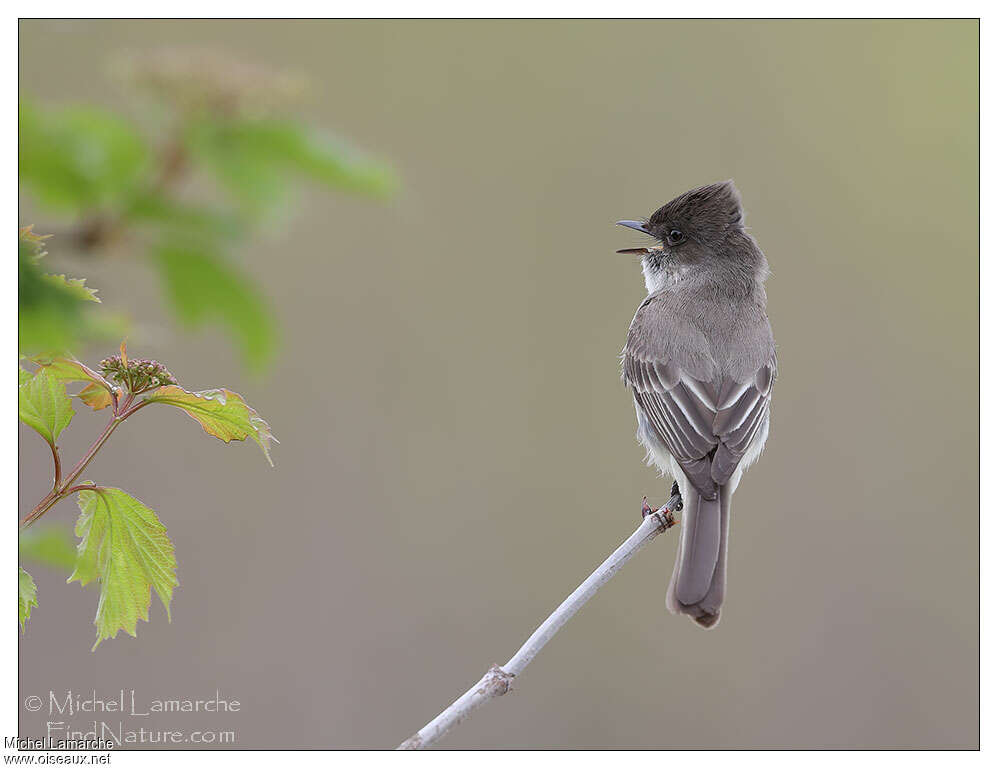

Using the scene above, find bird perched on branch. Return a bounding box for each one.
[617,181,776,628]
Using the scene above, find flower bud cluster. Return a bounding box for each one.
[99,356,176,393]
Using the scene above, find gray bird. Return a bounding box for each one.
[617,180,776,628]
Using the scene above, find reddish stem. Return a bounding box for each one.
[119,399,154,420]
[48,441,62,491]
[20,411,123,530]
[63,483,100,496]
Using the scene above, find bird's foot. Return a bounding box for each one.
[669,481,684,511]
[641,488,682,529]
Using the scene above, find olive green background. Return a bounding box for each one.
[19,19,978,749]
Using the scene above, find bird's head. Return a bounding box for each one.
[616,180,751,292]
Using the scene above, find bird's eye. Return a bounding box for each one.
[666,229,685,246]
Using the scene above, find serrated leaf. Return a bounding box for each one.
[151,241,276,370]
[19,567,38,632]
[31,355,116,410]
[19,365,32,385]
[20,525,78,571]
[41,274,100,303]
[144,384,274,465]
[19,368,74,445]
[19,225,50,262]
[19,229,106,355]
[68,488,178,650]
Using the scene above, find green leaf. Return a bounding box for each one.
[19,224,49,263]
[183,118,286,212]
[18,228,103,355]
[19,365,32,385]
[19,102,150,213]
[19,567,38,632]
[19,368,74,445]
[123,192,243,242]
[20,525,78,571]
[31,354,108,385]
[31,355,117,411]
[41,274,100,303]
[144,384,274,465]
[243,119,398,197]
[68,488,178,650]
[186,116,396,212]
[151,241,276,371]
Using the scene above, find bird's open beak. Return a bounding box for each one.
[615,220,654,254]
[616,220,650,234]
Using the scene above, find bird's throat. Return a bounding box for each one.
[643,251,687,293]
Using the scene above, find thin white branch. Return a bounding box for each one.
[396,495,680,750]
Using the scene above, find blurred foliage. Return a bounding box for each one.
[19,567,37,631]
[19,48,398,371]
[18,50,389,621]
[20,525,78,571]
[19,103,151,214]
[152,241,274,369]
[18,226,110,354]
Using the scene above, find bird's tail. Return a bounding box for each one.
[666,480,731,628]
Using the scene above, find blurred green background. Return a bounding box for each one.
[18,19,978,749]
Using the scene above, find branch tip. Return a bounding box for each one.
[397,504,679,748]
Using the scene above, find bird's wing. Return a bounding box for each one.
[624,352,775,498]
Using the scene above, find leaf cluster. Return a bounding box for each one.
[18,344,273,648]
[19,51,397,369]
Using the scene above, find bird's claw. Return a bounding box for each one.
[641,494,680,529]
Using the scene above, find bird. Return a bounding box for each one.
[617,180,775,628]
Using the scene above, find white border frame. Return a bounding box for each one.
[7,9,987,763]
